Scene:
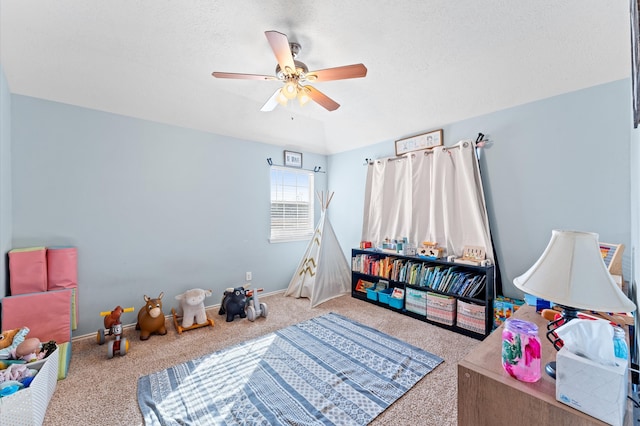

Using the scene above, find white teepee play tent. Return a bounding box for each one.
[285,191,351,307]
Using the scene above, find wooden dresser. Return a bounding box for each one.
[457,305,632,425]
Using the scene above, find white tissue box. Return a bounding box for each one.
[556,347,628,426]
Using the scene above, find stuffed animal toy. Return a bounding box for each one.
[175,288,213,327]
[136,293,168,341]
[219,287,247,322]
[14,337,42,362]
[0,327,29,360]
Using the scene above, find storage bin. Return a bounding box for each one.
[378,288,393,304]
[426,292,456,326]
[457,299,487,334]
[366,288,378,301]
[0,346,59,425]
[405,288,427,316]
[388,296,404,309]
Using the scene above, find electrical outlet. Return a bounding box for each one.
[246,271,252,281]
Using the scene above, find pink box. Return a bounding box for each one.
[47,247,78,329]
[9,247,48,295]
[1,289,73,344]
[46,247,77,290]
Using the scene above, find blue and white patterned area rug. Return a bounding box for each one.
[137,312,443,425]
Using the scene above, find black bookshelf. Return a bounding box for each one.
[351,248,495,339]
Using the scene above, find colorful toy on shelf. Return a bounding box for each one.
[136,293,168,340]
[418,242,444,259]
[171,289,215,334]
[219,286,248,322]
[245,288,268,322]
[448,246,491,266]
[97,306,134,359]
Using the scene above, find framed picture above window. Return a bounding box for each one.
[284,150,303,168]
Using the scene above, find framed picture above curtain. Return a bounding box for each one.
[632,0,640,128]
[395,129,443,156]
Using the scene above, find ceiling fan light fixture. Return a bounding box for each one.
[276,89,289,106]
[212,31,367,112]
[283,80,298,99]
[297,86,311,106]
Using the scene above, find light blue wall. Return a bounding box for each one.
[10,95,327,336]
[6,78,633,336]
[0,65,11,301]
[329,79,631,299]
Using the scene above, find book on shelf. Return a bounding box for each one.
[355,279,376,293]
[466,275,486,298]
[391,287,405,299]
[459,275,485,298]
[375,279,389,291]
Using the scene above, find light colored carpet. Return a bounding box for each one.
[43,293,480,425]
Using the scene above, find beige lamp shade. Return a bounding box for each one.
[513,230,636,313]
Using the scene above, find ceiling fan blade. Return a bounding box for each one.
[306,64,367,82]
[260,89,281,112]
[265,30,295,74]
[212,72,277,81]
[305,85,340,111]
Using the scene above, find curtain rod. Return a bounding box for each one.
[364,133,489,165]
[266,157,326,173]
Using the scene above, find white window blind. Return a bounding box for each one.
[270,166,314,242]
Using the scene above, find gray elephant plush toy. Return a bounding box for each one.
[218,286,247,322]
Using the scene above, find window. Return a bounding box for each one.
[270,166,314,242]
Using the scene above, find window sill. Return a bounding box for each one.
[269,236,312,244]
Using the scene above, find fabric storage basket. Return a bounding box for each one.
[405,288,427,316]
[457,299,486,334]
[426,292,456,325]
[0,346,59,426]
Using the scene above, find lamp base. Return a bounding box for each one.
[545,361,556,379]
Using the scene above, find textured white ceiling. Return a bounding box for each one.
[0,1,631,154]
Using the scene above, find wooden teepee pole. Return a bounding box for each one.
[326,192,335,209]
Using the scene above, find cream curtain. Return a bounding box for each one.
[362,140,494,263]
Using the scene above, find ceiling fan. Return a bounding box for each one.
[212,31,367,112]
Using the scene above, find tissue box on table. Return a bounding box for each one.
[556,347,628,426]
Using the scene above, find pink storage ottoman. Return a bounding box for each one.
[8,247,47,295]
[47,246,78,329]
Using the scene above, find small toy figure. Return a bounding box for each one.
[97,306,134,359]
[245,288,268,322]
[219,286,247,322]
[175,288,213,328]
[14,337,42,362]
[136,293,167,341]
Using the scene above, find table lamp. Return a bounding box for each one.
[513,230,636,377]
